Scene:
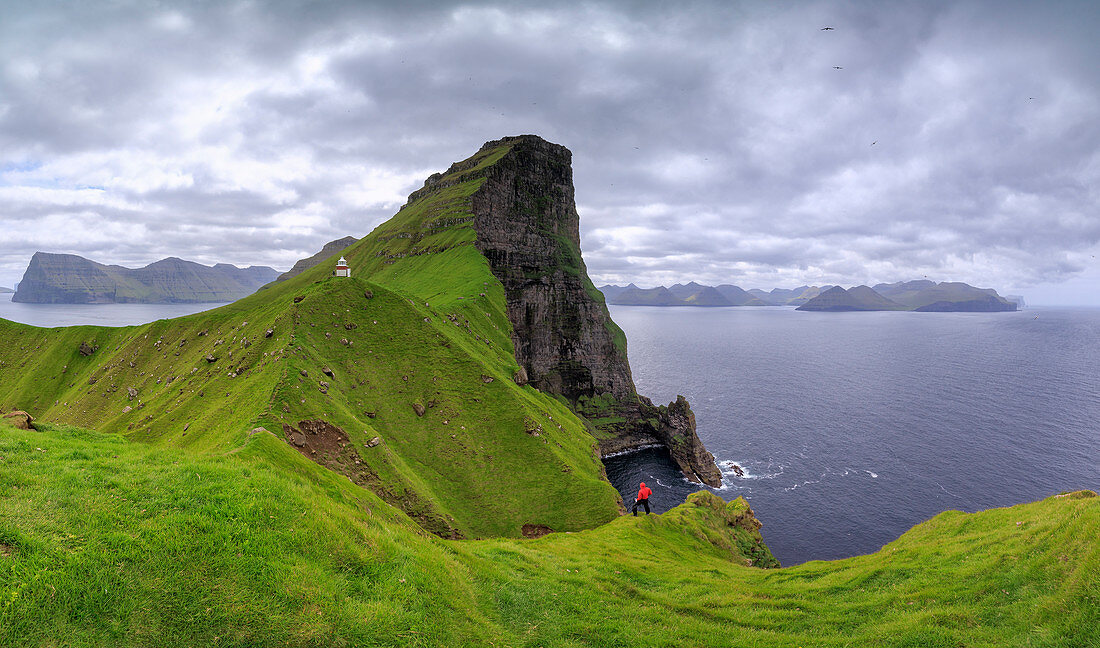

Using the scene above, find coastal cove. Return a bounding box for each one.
[605,304,1100,565]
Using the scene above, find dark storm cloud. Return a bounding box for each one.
[1,0,1098,301]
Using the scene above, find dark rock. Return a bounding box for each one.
[78,342,95,356]
[265,328,274,338]
[521,523,554,539]
[429,135,722,484]
[365,436,381,448]
[127,387,138,401]
[293,295,305,303]
[412,402,426,417]
[322,367,335,378]
[481,374,494,384]
[205,354,217,363]
[656,396,722,487]
[364,289,374,299]
[2,411,34,430]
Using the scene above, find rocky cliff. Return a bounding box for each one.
[13,252,279,303]
[423,135,722,486]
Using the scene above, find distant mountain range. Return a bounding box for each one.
[12,252,279,304]
[600,282,834,307]
[797,280,1016,312]
[601,280,1020,312]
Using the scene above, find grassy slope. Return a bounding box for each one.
[2,422,1096,647]
[2,138,1097,645]
[0,139,621,540]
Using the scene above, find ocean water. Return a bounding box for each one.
[604,305,1100,566]
[4,294,1096,566]
[0,294,226,327]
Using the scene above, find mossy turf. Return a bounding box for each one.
[2,139,1097,645]
[0,139,622,539]
[2,422,1097,647]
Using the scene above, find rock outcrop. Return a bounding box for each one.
[13,253,278,304]
[2,410,35,430]
[416,135,722,486]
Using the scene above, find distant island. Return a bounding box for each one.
[601,280,1021,312]
[797,281,1017,312]
[12,252,279,304]
[600,282,833,307]
[0,286,13,294]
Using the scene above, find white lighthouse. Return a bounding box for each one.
[335,256,351,277]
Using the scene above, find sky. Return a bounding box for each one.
[2,0,1098,305]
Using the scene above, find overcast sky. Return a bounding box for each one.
[2,0,1098,304]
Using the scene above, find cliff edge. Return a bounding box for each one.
[426,135,721,486]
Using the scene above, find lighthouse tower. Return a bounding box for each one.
[335,256,351,277]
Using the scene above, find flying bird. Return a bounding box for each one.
[871,141,877,146]
[821,26,835,30]
[833,66,843,70]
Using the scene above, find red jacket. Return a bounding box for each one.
[636,483,652,501]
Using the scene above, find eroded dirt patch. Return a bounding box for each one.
[0,543,14,558]
[282,419,463,539]
[521,523,554,539]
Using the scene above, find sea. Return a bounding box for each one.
[0,294,226,328]
[3,295,1097,566]
[603,305,1099,565]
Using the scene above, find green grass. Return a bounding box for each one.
[0,138,625,539]
[2,422,1096,646]
[1,138,1097,645]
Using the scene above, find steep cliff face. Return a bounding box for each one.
[446,135,722,486]
[468,136,635,401]
[13,252,278,303]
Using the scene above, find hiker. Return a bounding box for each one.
[632,481,652,516]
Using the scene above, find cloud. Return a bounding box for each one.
[1,0,1098,303]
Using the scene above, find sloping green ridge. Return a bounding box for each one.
[2,423,1096,646]
[0,139,621,539]
[2,137,1096,644]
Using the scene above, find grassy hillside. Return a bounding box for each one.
[2,421,1096,647]
[2,136,1096,645]
[0,139,622,540]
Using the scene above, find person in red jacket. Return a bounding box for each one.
[632,482,652,516]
